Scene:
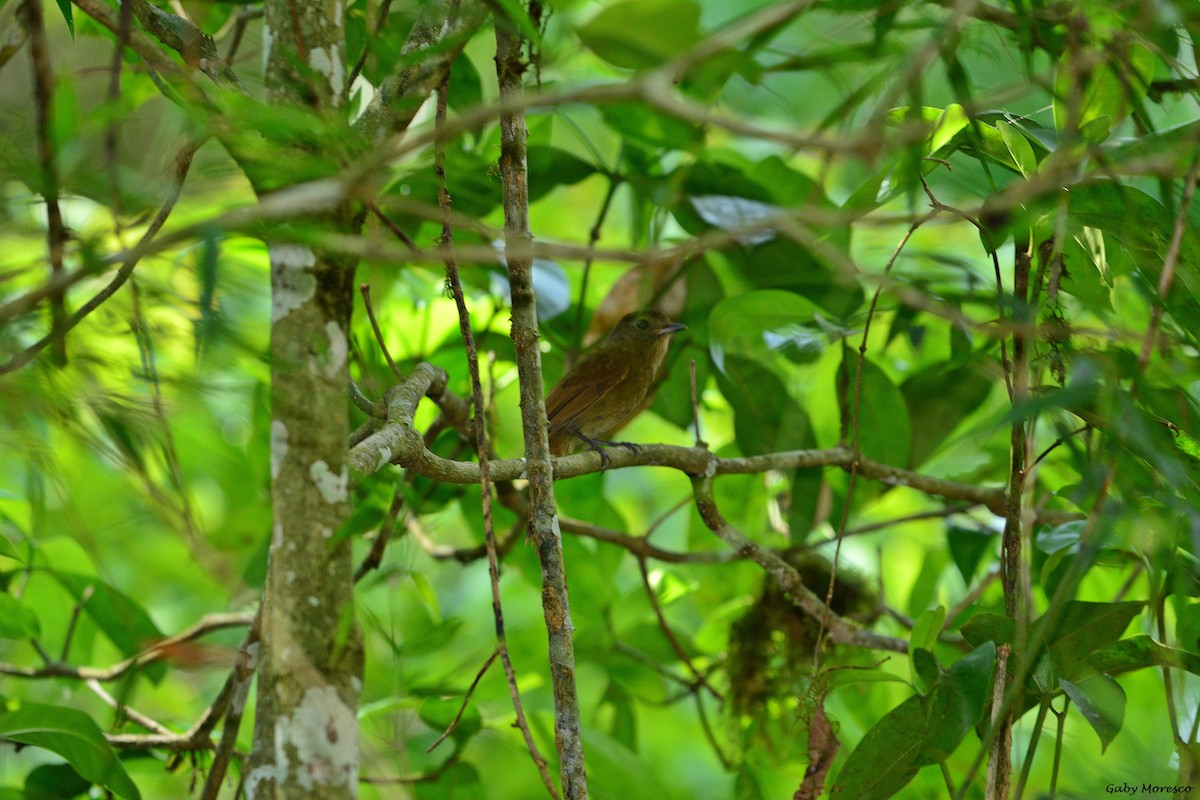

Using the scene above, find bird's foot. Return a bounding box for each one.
[574,434,641,470]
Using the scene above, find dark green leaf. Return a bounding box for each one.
[839,355,912,469]
[947,526,993,584]
[526,146,597,202]
[1086,635,1200,678]
[0,703,140,800]
[26,763,91,800]
[713,356,814,457]
[902,360,994,468]
[911,648,939,695]
[584,727,679,800]
[1065,182,1200,327]
[415,763,483,800]
[417,696,481,745]
[835,695,925,800]
[446,54,482,112]
[1042,601,1143,679]
[54,0,74,36]
[960,613,1016,649]
[920,642,996,763]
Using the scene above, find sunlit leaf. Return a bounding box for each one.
[0,593,40,639]
[576,0,702,70]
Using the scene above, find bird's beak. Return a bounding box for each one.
[656,322,687,336]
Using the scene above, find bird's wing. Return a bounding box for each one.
[545,347,631,435]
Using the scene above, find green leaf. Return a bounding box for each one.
[0,703,140,800]
[583,727,679,800]
[909,606,945,690]
[910,606,945,655]
[53,573,165,681]
[835,695,925,800]
[26,762,91,800]
[930,104,969,154]
[415,763,483,800]
[526,146,597,202]
[1105,121,1200,178]
[409,572,442,623]
[1053,43,1156,134]
[839,355,912,469]
[947,526,993,585]
[0,593,40,639]
[1042,601,1143,680]
[1085,636,1200,677]
[1060,675,1125,752]
[826,667,911,690]
[960,613,1016,649]
[416,695,481,745]
[920,642,996,763]
[599,103,703,151]
[708,290,824,371]
[1035,520,1086,555]
[446,54,483,112]
[576,0,701,70]
[1065,182,1200,327]
[996,121,1038,177]
[53,0,74,37]
[911,648,939,695]
[901,360,993,468]
[0,519,22,562]
[713,356,814,457]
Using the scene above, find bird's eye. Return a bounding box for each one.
[635,319,649,330]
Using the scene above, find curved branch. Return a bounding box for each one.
[692,474,907,654]
[348,367,1083,527]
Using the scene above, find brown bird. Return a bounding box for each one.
[546,309,687,465]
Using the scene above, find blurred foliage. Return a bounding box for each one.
[1,0,1200,797]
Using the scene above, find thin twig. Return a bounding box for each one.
[347,0,394,86]
[813,207,935,667]
[200,606,262,799]
[436,75,560,800]
[0,139,202,375]
[59,584,94,662]
[689,359,706,449]
[25,0,68,365]
[105,0,134,233]
[0,612,253,680]
[358,283,403,379]
[1136,157,1200,375]
[426,649,498,752]
[637,556,723,699]
[87,678,173,736]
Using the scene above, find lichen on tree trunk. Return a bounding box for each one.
[246,0,364,795]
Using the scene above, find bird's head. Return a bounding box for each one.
[605,310,687,345]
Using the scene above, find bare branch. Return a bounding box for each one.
[0,612,253,681]
[692,474,907,654]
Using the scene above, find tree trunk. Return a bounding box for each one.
[245,0,363,796]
